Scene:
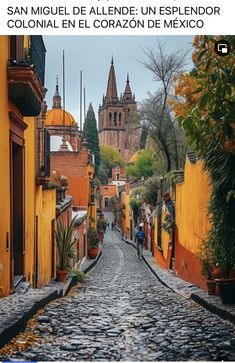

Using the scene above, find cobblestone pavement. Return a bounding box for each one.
[1,218,235,361]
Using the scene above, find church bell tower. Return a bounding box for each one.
[98,59,139,162]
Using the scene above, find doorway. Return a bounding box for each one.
[104,197,109,208]
[11,142,25,288]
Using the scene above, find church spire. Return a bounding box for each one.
[123,73,133,101]
[123,73,132,96]
[106,57,118,102]
[52,75,62,109]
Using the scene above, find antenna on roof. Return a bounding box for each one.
[63,50,66,127]
[60,49,68,151]
[80,70,83,132]
[84,85,86,120]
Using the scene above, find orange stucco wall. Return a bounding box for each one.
[50,151,91,208]
[100,184,117,208]
[175,159,211,289]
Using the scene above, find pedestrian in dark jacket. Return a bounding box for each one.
[135,226,145,258]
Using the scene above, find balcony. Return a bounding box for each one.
[8,36,46,116]
[36,128,51,185]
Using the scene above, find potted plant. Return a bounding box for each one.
[198,240,217,295]
[59,175,69,187]
[208,191,235,303]
[55,216,78,282]
[87,226,100,259]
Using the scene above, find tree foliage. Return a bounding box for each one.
[83,102,100,175]
[172,36,235,190]
[172,35,235,278]
[140,92,188,173]
[126,149,154,180]
[144,176,160,206]
[140,128,148,149]
[130,187,146,227]
[98,145,124,184]
[140,41,190,172]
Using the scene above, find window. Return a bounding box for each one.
[119,113,122,125]
[114,112,117,126]
[104,197,109,208]
[109,112,112,124]
[9,36,24,62]
[116,173,120,181]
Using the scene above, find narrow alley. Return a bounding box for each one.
[1,213,235,361]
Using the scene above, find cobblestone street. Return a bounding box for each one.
[1,218,235,361]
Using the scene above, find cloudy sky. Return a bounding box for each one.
[44,36,194,126]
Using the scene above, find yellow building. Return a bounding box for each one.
[120,183,131,239]
[152,154,211,289]
[0,36,56,296]
[174,156,211,289]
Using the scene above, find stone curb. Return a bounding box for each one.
[191,293,235,324]
[82,249,103,274]
[0,252,102,350]
[122,237,235,325]
[0,288,62,349]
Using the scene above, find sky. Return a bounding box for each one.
[44,35,194,126]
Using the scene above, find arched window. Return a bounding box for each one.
[114,112,117,126]
[109,112,112,124]
[119,113,122,125]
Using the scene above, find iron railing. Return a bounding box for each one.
[29,36,46,86]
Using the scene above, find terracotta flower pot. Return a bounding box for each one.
[207,279,216,295]
[56,269,68,282]
[88,247,100,259]
[212,266,222,279]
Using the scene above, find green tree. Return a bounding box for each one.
[173,35,235,278]
[130,187,146,226]
[140,42,189,172]
[144,176,160,206]
[98,145,124,184]
[140,128,148,149]
[83,103,100,175]
[127,150,154,181]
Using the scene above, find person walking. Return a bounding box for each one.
[135,225,145,258]
[111,222,114,230]
[163,192,175,265]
